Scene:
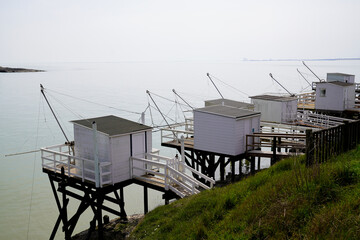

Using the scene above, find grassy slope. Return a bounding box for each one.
[131,146,360,240]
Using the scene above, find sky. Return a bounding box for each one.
[0,0,360,63]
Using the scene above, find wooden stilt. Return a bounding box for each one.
[144,186,148,214]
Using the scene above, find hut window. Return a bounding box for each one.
[320,88,326,97]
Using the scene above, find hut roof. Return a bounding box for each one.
[194,105,260,119]
[249,94,297,102]
[316,81,354,87]
[327,73,355,77]
[71,115,152,136]
[205,98,254,109]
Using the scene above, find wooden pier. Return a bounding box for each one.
[41,144,214,239]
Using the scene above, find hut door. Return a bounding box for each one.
[132,133,146,176]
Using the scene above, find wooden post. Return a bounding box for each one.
[220,157,225,181]
[343,121,349,152]
[257,157,261,170]
[238,159,242,177]
[277,137,281,152]
[306,129,314,167]
[96,193,104,240]
[271,136,277,165]
[144,186,148,214]
[231,158,235,182]
[250,156,255,175]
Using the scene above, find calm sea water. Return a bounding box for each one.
[1,60,359,239]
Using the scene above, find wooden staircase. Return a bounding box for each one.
[131,153,215,198]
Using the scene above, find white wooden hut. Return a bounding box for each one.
[249,95,298,123]
[315,81,355,111]
[205,98,254,110]
[72,115,152,184]
[193,105,261,156]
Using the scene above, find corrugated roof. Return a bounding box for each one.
[205,98,254,109]
[71,115,152,136]
[316,81,354,87]
[249,94,297,102]
[194,105,260,119]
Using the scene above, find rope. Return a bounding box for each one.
[208,73,250,97]
[146,90,189,108]
[46,91,91,125]
[26,92,42,239]
[43,92,72,138]
[45,88,142,115]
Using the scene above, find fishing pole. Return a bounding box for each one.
[297,68,312,88]
[172,89,194,110]
[207,73,224,99]
[40,84,71,144]
[302,61,324,82]
[269,73,295,97]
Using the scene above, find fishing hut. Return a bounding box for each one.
[249,95,298,123]
[71,115,152,184]
[315,73,356,112]
[161,104,262,182]
[41,115,214,239]
[194,105,261,156]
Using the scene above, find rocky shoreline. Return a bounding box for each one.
[71,214,144,240]
[0,66,44,72]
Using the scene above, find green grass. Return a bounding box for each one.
[131,146,360,240]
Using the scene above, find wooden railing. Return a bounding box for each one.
[161,122,194,145]
[306,120,360,166]
[246,133,306,151]
[297,91,315,109]
[246,133,306,163]
[131,153,215,198]
[297,111,354,128]
[41,144,112,187]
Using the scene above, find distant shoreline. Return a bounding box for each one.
[0,66,44,73]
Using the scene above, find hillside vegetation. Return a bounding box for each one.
[131,146,360,239]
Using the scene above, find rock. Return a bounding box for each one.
[0,66,44,73]
[71,214,144,240]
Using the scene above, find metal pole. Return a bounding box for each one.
[146,90,178,140]
[302,61,323,82]
[207,73,224,99]
[269,73,295,97]
[297,68,312,87]
[172,89,194,110]
[92,121,100,188]
[40,84,70,143]
[141,112,145,125]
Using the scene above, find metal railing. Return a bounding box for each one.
[41,144,112,187]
